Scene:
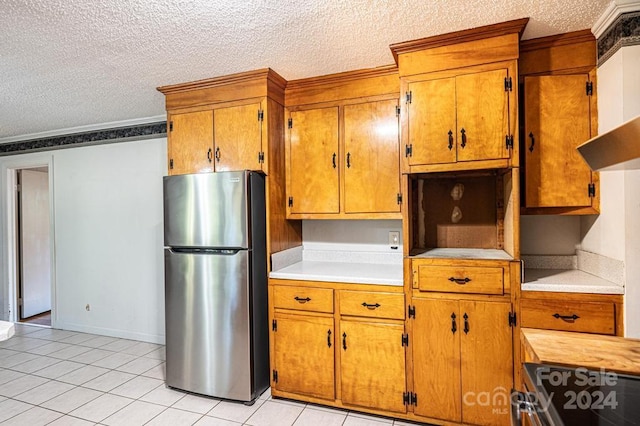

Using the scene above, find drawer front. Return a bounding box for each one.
[273,286,334,313]
[416,265,504,295]
[339,291,405,320]
[520,299,616,335]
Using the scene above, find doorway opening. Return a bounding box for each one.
[15,167,52,327]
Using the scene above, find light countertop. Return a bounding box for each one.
[522,268,624,294]
[270,260,403,286]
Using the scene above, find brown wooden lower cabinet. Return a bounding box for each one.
[272,312,335,400]
[340,319,407,413]
[412,298,513,426]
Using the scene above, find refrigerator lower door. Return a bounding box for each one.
[165,248,252,400]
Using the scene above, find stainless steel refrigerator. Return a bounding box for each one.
[163,170,268,403]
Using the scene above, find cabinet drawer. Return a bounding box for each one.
[415,265,504,295]
[339,291,405,320]
[273,286,334,313]
[520,299,615,335]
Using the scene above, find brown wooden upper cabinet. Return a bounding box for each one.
[284,66,402,219]
[519,30,599,214]
[391,18,528,174]
[167,101,264,175]
[405,68,511,167]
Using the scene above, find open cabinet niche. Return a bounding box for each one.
[407,168,519,260]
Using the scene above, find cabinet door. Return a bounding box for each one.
[460,300,513,426]
[273,313,335,400]
[340,320,406,413]
[456,69,510,162]
[407,78,457,165]
[344,99,400,213]
[412,298,461,422]
[168,110,214,175]
[213,102,263,172]
[524,75,593,208]
[288,108,339,214]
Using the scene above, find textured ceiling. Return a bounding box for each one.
[1,0,611,141]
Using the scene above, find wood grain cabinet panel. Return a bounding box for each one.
[520,298,615,335]
[343,99,401,214]
[415,263,505,295]
[340,320,407,413]
[213,102,263,172]
[405,67,512,170]
[287,107,340,214]
[456,69,510,163]
[524,74,596,210]
[273,286,334,313]
[412,298,513,425]
[167,110,214,175]
[338,290,404,320]
[272,312,335,400]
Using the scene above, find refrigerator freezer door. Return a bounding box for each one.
[165,248,252,400]
[164,171,249,249]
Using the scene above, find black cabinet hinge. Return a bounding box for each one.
[397,193,403,205]
[272,319,277,331]
[258,109,264,122]
[505,134,514,149]
[169,159,174,169]
[395,105,401,117]
[403,392,418,406]
[288,196,293,207]
[258,152,265,163]
[401,333,409,347]
[169,121,173,132]
[406,91,412,104]
[287,118,293,129]
[504,77,513,92]
[408,305,416,319]
[272,370,278,383]
[586,81,594,96]
[508,312,517,327]
[405,144,413,157]
[588,183,596,198]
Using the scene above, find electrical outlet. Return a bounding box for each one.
[388,231,400,249]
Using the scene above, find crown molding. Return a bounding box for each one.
[593,0,640,38]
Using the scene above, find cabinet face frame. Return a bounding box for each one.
[399,60,519,174]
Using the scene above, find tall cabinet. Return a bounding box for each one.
[390,18,528,425]
[157,68,302,260]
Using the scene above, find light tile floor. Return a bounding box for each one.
[0,324,428,425]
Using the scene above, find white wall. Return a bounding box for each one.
[520,216,581,255]
[302,219,402,251]
[584,44,640,337]
[0,137,167,343]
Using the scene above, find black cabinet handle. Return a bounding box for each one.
[327,329,332,348]
[460,128,467,148]
[448,130,453,150]
[215,147,221,162]
[294,296,311,304]
[451,313,457,334]
[552,313,580,321]
[332,153,336,169]
[463,313,469,334]
[529,132,535,152]
[361,302,380,310]
[207,148,212,162]
[448,277,471,285]
[346,152,351,168]
[342,332,347,350]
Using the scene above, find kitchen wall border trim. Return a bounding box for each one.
[597,11,640,66]
[0,121,167,156]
